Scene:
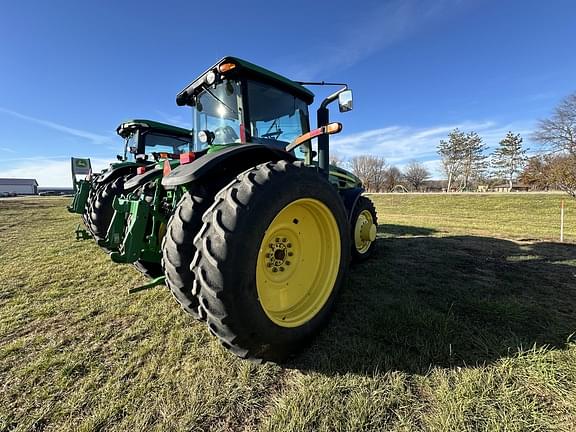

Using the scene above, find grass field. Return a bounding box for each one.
[1,194,575,431]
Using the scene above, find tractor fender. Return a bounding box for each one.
[339,187,365,223]
[162,144,295,188]
[124,167,163,192]
[95,164,139,186]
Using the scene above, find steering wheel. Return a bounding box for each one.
[213,125,239,143]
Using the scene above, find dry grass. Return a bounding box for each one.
[1,194,575,431]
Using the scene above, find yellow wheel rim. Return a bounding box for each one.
[256,198,341,328]
[158,222,167,242]
[354,209,376,254]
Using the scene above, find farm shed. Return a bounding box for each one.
[0,178,38,195]
[493,183,530,192]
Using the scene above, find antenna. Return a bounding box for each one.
[295,81,348,88]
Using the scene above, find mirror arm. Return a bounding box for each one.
[320,85,348,110]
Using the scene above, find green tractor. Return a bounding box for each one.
[67,120,194,250]
[72,57,378,362]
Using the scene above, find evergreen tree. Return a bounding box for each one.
[460,131,488,191]
[438,129,467,192]
[438,129,487,191]
[492,132,527,191]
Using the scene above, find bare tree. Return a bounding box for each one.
[330,152,346,168]
[403,161,430,191]
[545,154,576,197]
[519,156,549,190]
[491,132,528,191]
[384,166,403,192]
[533,92,576,156]
[532,92,576,198]
[350,155,387,192]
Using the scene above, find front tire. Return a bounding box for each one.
[350,196,378,262]
[193,160,350,362]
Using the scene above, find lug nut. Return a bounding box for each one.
[282,238,287,242]
[287,243,292,248]
[279,267,284,272]
[285,261,291,265]
[288,252,293,256]
[267,263,272,267]
[272,267,278,273]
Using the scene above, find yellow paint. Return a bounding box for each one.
[354,209,376,254]
[256,198,341,328]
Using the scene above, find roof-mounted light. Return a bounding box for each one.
[218,62,236,73]
[205,70,216,85]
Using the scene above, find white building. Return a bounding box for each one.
[0,178,38,195]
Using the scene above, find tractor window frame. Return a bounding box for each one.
[243,79,310,150]
[141,131,194,155]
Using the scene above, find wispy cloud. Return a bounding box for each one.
[331,120,536,177]
[0,157,113,187]
[154,111,191,129]
[0,107,112,145]
[282,0,468,78]
[0,147,17,154]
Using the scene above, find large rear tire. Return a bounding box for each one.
[161,189,211,319]
[86,176,129,242]
[193,160,350,362]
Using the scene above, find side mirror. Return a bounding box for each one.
[116,154,123,161]
[338,89,353,112]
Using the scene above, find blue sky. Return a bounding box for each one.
[1,0,574,186]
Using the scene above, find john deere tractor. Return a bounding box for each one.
[67,120,193,247]
[71,57,378,362]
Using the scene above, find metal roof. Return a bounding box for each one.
[0,178,38,186]
[116,119,192,139]
[176,56,315,106]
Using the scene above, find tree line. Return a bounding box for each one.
[338,91,576,196]
[335,155,432,192]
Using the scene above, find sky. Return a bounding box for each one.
[0,0,575,186]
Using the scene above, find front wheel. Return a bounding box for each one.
[193,160,350,362]
[350,196,378,262]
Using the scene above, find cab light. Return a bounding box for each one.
[205,70,216,85]
[136,166,146,175]
[179,152,196,165]
[218,62,236,73]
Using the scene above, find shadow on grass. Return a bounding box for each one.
[291,224,576,375]
[377,224,438,237]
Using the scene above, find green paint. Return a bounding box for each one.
[116,119,192,138]
[67,179,91,214]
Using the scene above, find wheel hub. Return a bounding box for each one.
[265,237,295,273]
[354,210,376,254]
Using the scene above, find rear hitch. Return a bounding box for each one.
[128,275,166,294]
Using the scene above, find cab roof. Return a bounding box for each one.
[116,119,192,139]
[176,56,315,107]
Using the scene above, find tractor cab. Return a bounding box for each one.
[176,57,314,156]
[116,119,194,162]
